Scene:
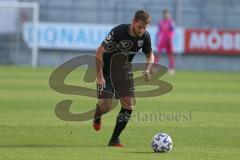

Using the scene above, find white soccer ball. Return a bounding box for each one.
[151,133,173,153]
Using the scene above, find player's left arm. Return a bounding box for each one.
[143,52,154,81]
[142,31,154,81]
[145,52,154,71]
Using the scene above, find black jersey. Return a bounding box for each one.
[101,24,152,72]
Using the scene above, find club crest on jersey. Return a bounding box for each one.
[106,34,112,41]
[104,31,113,44]
[137,40,144,47]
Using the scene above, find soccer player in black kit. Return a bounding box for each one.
[93,10,154,147]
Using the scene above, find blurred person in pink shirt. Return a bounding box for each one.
[155,9,175,74]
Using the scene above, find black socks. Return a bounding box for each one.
[109,108,132,142]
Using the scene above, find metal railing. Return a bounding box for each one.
[19,0,240,29]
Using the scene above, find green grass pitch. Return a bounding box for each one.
[0,66,240,160]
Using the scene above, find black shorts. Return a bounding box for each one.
[97,71,135,99]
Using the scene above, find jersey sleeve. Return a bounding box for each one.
[142,31,152,56]
[101,27,118,49]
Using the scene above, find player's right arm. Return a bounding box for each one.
[95,45,106,87]
[96,26,118,87]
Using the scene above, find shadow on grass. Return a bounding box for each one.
[0,144,104,148]
[124,151,155,154]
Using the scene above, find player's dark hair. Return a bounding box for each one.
[134,10,151,24]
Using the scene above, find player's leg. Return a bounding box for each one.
[166,39,175,74]
[107,59,135,146]
[155,39,167,64]
[155,33,163,63]
[93,74,114,131]
[154,44,163,64]
[108,97,135,147]
[108,71,135,146]
[93,98,112,131]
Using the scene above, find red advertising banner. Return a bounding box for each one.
[185,29,240,55]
